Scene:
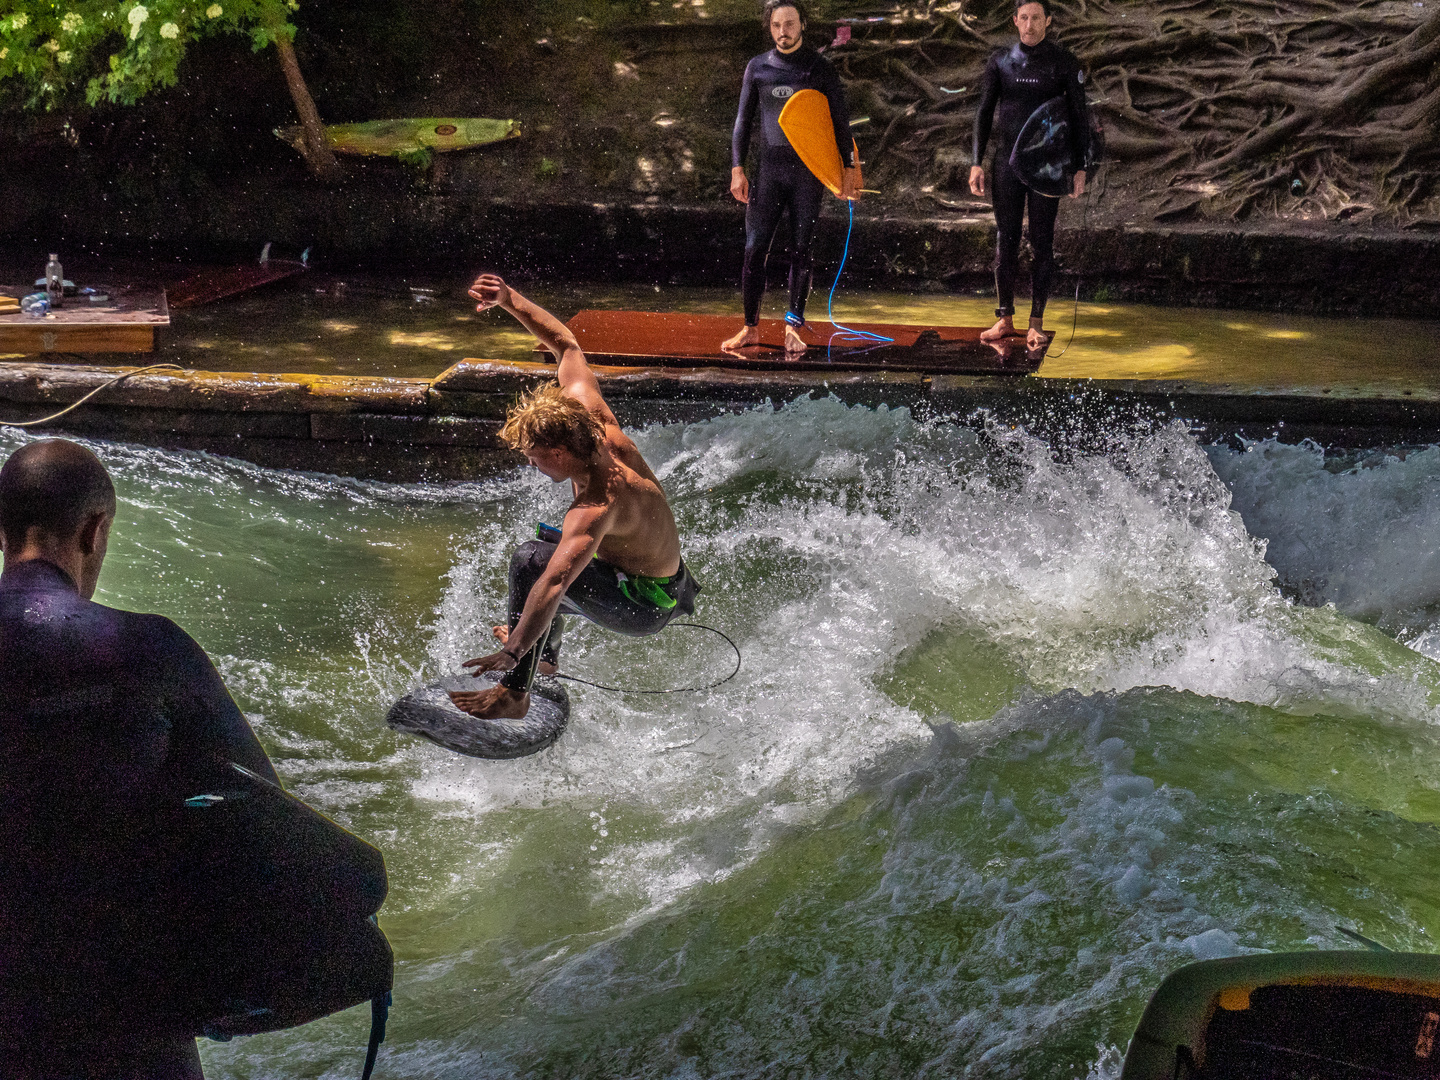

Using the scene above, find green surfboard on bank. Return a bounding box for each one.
[273,117,521,159]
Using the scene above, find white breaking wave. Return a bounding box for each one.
[410,399,1440,920]
[1209,439,1440,645]
[9,406,1440,1079]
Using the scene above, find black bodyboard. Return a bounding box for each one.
[165,763,393,1040]
[1010,95,1078,197]
[387,672,571,759]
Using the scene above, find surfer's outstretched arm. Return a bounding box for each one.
[461,502,609,675]
[468,273,619,428]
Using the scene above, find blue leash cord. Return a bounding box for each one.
[825,200,894,346]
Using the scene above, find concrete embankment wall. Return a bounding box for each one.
[337,201,1440,317]
[10,195,1440,318]
[2,362,1437,481]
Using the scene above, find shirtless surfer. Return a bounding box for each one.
[722,0,860,357]
[450,275,698,721]
[970,0,1090,350]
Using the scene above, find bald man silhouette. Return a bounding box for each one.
[0,439,277,1079]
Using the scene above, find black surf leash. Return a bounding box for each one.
[551,621,742,694]
[361,992,390,1080]
[1046,280,1082,359]
[1043,177,1095,360]
[1336,925,1392,952]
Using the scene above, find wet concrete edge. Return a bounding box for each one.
[8,198,1440,318]
[1,359,1436,482]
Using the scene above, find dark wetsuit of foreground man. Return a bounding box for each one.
[722,0,860,357]
[450,275,697,722]
[970,0,1090,350]
[0,439,279,1079]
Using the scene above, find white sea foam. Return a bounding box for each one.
[10,408,1440,1079]
[406,399,1440,924]
[1209,439,1440,636]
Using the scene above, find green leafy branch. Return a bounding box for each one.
[0,0,337,177]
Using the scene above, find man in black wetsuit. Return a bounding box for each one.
[0,439,279,1079]
[723,0,860,356]
[970,0,1090,350]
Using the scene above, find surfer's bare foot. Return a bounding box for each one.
[450,684,530,720]
[722,325,760,351]
[1026,320,1052,350]
[784,324,807,356]
[980,316,1016,342]
[492,625,556,676]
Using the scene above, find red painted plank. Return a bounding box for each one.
[167,261,308,309]
[560,310,1046,375]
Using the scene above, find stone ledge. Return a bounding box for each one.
[0,402,312,439]
[431,359,930,408]
[310,412,502,447]
[0,363,432,415]
[153,435,514,484]
[2,358,1434,483]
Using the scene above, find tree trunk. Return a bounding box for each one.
[273,32,340,181]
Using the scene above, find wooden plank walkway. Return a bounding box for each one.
[562,310,1047,375]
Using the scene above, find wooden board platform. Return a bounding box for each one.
[561,309,1048,375]
[0,285,168,354]
[168,260,307,309]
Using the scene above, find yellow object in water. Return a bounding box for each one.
[777,89,860,198]
[273,118,521,159]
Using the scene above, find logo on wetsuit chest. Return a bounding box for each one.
[771,85,795,99]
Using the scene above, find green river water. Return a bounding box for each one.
[135,274,1440,390]
[7,285,1440,1079]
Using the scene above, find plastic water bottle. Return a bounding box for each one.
[45,254,63,309]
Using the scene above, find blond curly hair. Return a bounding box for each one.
[500,381,607,459]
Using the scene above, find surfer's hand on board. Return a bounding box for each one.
[730,166,750,204]
[462,650,518,674]
[969,166,986,198]
[841,166,862,202]
[1070,169,1086,199]
[468,273,512,312]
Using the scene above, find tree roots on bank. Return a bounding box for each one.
[833,0,1440,224]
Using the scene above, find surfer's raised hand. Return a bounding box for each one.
[1070,169,1086,199]
[969,165,986,198]
[469,273,512,312]
[729,166,750,204]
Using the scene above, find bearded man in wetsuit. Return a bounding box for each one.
[722,0,860,356]
[450,275,698,722]
[970,0,1090,350]
[0,439,279,1079]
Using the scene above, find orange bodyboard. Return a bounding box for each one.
[777,88,859,198]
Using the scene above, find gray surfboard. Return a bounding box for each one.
[385,672,571,759]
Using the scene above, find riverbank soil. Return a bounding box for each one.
[3,0,1439,311]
